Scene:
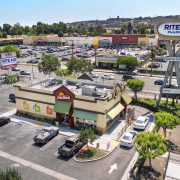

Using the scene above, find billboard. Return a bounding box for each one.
[0,52,17,70]
[158,23,180,36]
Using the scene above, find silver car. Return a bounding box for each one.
[33,126,59,144]
[120,131,138,148]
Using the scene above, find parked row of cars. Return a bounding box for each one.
[120,116,149,148]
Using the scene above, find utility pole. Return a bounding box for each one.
[70,40,74,59]
[31,54,35,79]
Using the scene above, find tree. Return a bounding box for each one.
[0,167,22,180]
[127,22,133,34]
[127,79,144,99]
[2,45,21,58]
[78,128,96,149]
[58,30,63,37]
[134,132,167,168]
[67,57,93,75]
[38,54,60,76]
[155,112,180,138]
[3,23,12,34]
[117,56,139,72]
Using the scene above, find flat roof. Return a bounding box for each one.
[21,78,115,99]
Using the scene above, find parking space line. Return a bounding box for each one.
[39,135,61,151]
[54,151,59,156]
[26,140,34,147]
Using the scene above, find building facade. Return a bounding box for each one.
[14,78,132,133]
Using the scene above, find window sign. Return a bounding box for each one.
[47,106,53,115]
[34,103,41,112]
[23,101,29,110]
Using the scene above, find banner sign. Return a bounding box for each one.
[0,57,17,66]
[158,23,180,36]
[164,56,180,61]
[162,88,180,94]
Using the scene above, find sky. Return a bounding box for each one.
[0,0,180,26]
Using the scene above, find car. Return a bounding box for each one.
[33,126,59,144]
[19,70,31,76]
[0,117,11,126]
[58,135,86,157]
[154,80,164,85]
[133,116,149,130]
[120,131,137,148]
[9,93,16,103]
[11,67,20,71]
[26,60,33,63]
[148,62,160,68]
[101,74,114,80]
[89,72,99,78]
[32,60,39,64]
[122,74,134,81]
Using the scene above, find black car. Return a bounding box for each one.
[9,93,16,103]
[0,117,11,126]
[154,80,164,85]
[122,75,135,81]
[19,71,31,75]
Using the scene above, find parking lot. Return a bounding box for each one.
[0,120,135,180]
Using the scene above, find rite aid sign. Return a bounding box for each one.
[158,23,180,36]
[0,52,17,67]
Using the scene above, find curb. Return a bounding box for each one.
[74,145,117,163]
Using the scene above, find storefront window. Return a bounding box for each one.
[76,118,96,130]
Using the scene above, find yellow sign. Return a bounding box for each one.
[23,101,29,110]
[93,37,99,46]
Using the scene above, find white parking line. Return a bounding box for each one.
[54,151,59,156]
[0,150,77,180]
[26,140,34,147]
[40,135,61,151]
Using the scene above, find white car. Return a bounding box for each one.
[101,74,114,80]
[89,72,99,78]
[120,131,137,148]
[133,116,149,130]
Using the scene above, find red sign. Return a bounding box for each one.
[57,92,70,100]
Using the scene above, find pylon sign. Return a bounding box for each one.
[153,17,180,106]
[93,37,99,49]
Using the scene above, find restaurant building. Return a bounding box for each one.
[14,78,132,133]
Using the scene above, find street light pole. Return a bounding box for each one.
[31,54,35,79]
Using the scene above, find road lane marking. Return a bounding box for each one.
[0,150,76,180]
[39,135,61,151]
[108,163,117,174]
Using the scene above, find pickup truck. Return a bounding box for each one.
[58,135,86,157]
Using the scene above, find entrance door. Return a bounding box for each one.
[62,114,69,125]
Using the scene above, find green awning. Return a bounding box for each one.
[73,109,97,121]
[54,101,71,114]
[121,92,132,105]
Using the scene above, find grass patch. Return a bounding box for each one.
[75,147,108,161]
[132,98,180,118]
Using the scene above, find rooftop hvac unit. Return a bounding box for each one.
[82,85,96,96]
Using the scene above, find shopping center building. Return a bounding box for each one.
[14,78,132,133]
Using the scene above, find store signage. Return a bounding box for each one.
[0,52,16,59]
[158,23,180,36]
[122,36,128,40]
[1,57,17,66]
[34,103,41,112]
[164,57,180,61]
[57,92,70,100]
[23,101,29,110]
[47,106,53,115]
[162,88,180,94]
